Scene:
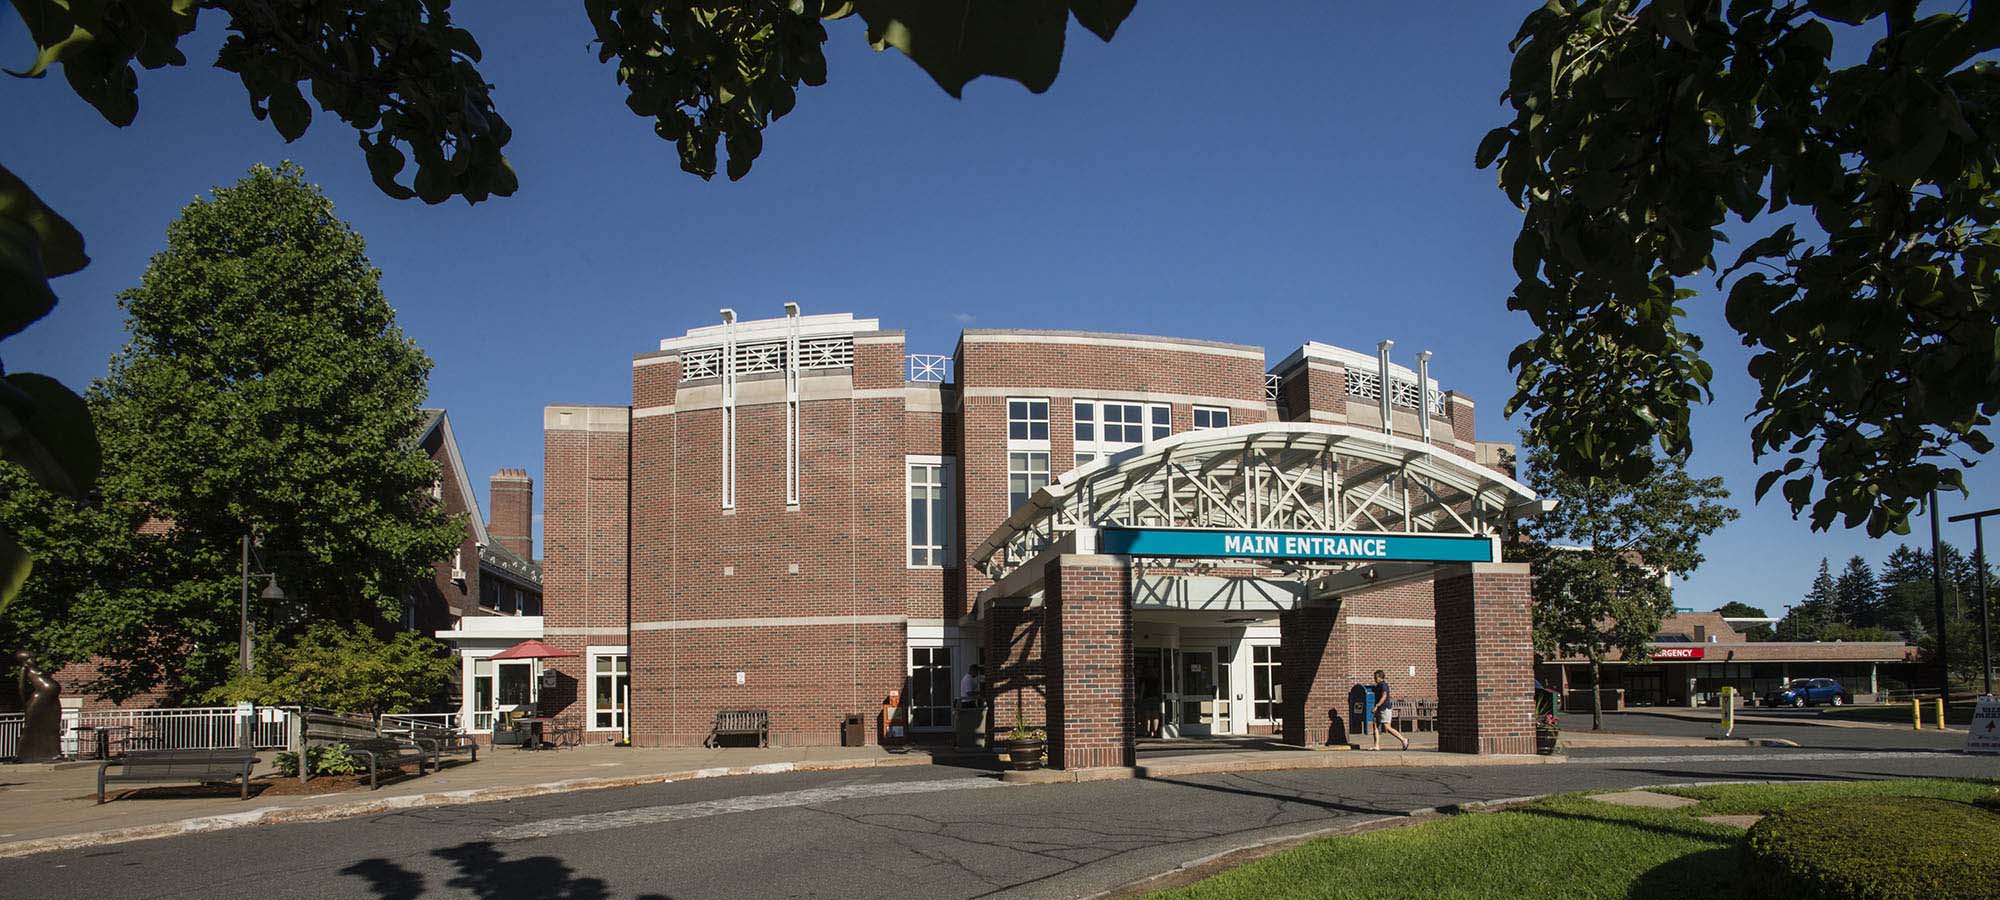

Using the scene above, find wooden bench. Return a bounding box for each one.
[299,711,434,789]
[706,709,770,747]
[97,749,258,804]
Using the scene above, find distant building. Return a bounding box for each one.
[1536,611,1924,708]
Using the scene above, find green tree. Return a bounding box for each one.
[1,163,464,700]
[1715,600,1774,640]
[1834,554,1882,627]
[1778,558,1839,640]
[1520,434,1740,730]
[207,622,457,717]
[1482,0,1999,539]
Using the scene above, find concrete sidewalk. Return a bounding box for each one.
[0,743,938,859]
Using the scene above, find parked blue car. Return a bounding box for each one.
[1765,678,1852,708]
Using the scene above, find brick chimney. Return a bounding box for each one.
[489,468,534,560]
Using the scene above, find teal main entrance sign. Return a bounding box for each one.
[1098,527,1496,563]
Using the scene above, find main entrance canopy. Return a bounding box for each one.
[971,422,1546,606]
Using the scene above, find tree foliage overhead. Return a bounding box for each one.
[1482,0,2000,538]
[0,163,463,700]
[9,1,1137,193]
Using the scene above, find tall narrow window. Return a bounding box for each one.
[1008,451,1049,512]
[1193,406,1230,430]
[907,457,955,567]
[1252,645,1281,722]
[590,650,630,731]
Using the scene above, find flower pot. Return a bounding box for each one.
[1003,739,1045,771]
[1534,730,1559,756]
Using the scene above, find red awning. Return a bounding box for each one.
[490,639,579,660]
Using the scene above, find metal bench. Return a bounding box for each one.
[97,748,259,804]
[298,711,434,789]
[408,724,479,765]
[706,709,770,747]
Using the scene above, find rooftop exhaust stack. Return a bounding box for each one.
[1416,350,1433,445]
[1376,340,1394,435]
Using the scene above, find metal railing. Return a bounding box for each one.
[379,712,462,732]
[68,706,298,754]
[0,714,20,760]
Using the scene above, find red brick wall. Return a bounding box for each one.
[542,406,630,726]
[1044,555,1134,770]
[1434,563,1534,754]
[489,468,534,561]
[419,424,479,626]
[1339,579,1439,703]
[953,332,1267,610]
[1280,602,1352,746]
[985,603,1046,735]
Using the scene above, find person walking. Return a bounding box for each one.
[1372,669,1409,751]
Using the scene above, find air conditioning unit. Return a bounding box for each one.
[450,549,466,585]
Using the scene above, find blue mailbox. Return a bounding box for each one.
[1348,684,1376,736]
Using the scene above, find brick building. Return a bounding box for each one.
[496,307,1557,765]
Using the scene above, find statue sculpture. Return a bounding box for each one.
[13,650,61,762]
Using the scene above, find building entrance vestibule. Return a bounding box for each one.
[971,423,1545,769]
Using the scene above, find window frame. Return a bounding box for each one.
[1006,398,1050,448]
[1007,450,1050,513]
[1073,399,1172,461]
[586,645,631,732]
[907,645,955,731]
[905,455,957,569]
[1251,644,1282,723]
[1192,406,1231,431]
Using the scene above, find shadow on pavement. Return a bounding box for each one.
[1627,845,1743,899]
[342,841,673,900]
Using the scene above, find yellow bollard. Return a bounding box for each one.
[1936,698,1947,730]
[1913,698,1923,730]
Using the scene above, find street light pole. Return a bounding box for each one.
[1947,505,1998,697]
[239,532,253,675]
[1929,491,1950,704]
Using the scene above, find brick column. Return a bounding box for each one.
[1044,554,1134,770]
[984,603,1046,735]
[1279,602,1351,746]
[1434,562,1534,754]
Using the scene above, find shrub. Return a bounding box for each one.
[274,743,362,778]
[1744,797,2000,900]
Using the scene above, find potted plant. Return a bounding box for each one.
[1534,712,1561,755]
[1002,720,1046,771]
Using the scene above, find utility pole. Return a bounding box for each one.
[1947,506,1998,697]
[1929,492,1950,704]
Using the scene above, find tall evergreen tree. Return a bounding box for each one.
[1778,559,1838,641]
[1,163,463,700]
[1834,556,1882,629]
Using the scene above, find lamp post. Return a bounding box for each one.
[1946,505,1998,697]
[238,533,287,675]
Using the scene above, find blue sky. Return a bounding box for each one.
[6,3,1994,615]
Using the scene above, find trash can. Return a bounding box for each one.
[954,700,986,750]
[1348,684,1376,737]
[841,713,866,747]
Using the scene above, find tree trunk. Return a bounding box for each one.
[1589,657,1604,732]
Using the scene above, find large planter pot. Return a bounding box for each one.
[1535,730,1560,756]
[1003,739,1045,771]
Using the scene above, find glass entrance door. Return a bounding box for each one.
[1176,650,1217,737]
[1134,648,1167,738]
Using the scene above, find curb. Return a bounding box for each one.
[0,754,930,860]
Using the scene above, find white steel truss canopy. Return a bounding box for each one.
[971,422,1545,585]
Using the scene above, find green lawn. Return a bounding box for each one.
[1146,779,1999,900]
